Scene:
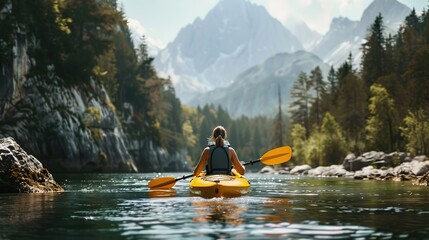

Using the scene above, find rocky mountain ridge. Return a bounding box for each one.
[154,0,302,103]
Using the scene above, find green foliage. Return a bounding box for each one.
[365,84,397,152]
[400,109,429,156]
[303,129,322,167]
[58,0,120,83]
[290,123,306,164]
[319,113,348,165]
[290,114,347,167]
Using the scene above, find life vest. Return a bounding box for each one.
[206,142,232,175]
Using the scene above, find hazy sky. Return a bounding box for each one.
[119,0,427,48]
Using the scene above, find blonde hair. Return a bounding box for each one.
[211,126,227,147]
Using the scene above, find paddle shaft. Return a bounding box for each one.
[243,159,261,166]
[177,174,194,181]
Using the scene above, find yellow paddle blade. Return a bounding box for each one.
[260,146,292,165]
[148,177,177,189]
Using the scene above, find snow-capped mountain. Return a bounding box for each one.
[190,51,330,118]
[311,0,411,68]
[154,0,302,103]
[127,18,163,57]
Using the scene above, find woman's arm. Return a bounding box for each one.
[193,147,210,176]
[229,148,245,175]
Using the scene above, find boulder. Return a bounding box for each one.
[290,165,312,175]
[342,153,370,171]
[343,151,409,171]
[308,165,347,177]
[259,166,276,174]
[411,161,429,176]
[0,137,63,193]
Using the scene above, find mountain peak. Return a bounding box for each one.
[358,0,410,35]
[312,0,411,68]
[154,0,302,103]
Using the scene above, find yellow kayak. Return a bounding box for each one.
[189,171,250,198]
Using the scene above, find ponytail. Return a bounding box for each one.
[212,126,227,147]
[215,134,224,147]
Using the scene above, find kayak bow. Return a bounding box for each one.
[189,170,250,198]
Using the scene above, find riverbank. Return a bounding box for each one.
[260,151,429,186]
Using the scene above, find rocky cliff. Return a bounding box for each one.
[0,31,137,172]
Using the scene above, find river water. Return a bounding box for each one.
[1,173,429,239]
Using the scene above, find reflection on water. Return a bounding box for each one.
[191,198,247,225]
[0,193,60,224]
[148,189,177,198]
[1,173,429,239]
[256,198,293,223]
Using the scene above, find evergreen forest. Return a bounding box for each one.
[289,11,429,167]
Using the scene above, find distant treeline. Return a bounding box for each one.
[289,10,429,167]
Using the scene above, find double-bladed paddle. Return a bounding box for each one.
[147,145,292,189]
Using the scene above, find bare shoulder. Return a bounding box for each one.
[228,147,237,154]
[203,147,210,154]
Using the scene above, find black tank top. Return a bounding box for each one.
[206,145,232,175]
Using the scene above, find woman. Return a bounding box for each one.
[193,126,245,176]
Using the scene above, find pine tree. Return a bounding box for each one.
[327,66,337,96]
[361,13,386,87]
[309,66,325,128]
[289,72,313,137]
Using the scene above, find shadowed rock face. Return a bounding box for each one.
[0,137,63,193]
[0,30,138,173]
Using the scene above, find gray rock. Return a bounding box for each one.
[290,165,312,175]
[413,155,428,162]
[343,151,408,171]
[411,161,429,176]
[259,166,276,174]
[343,155,373,171]
[0,137,63,193]
[308,165,346,177]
